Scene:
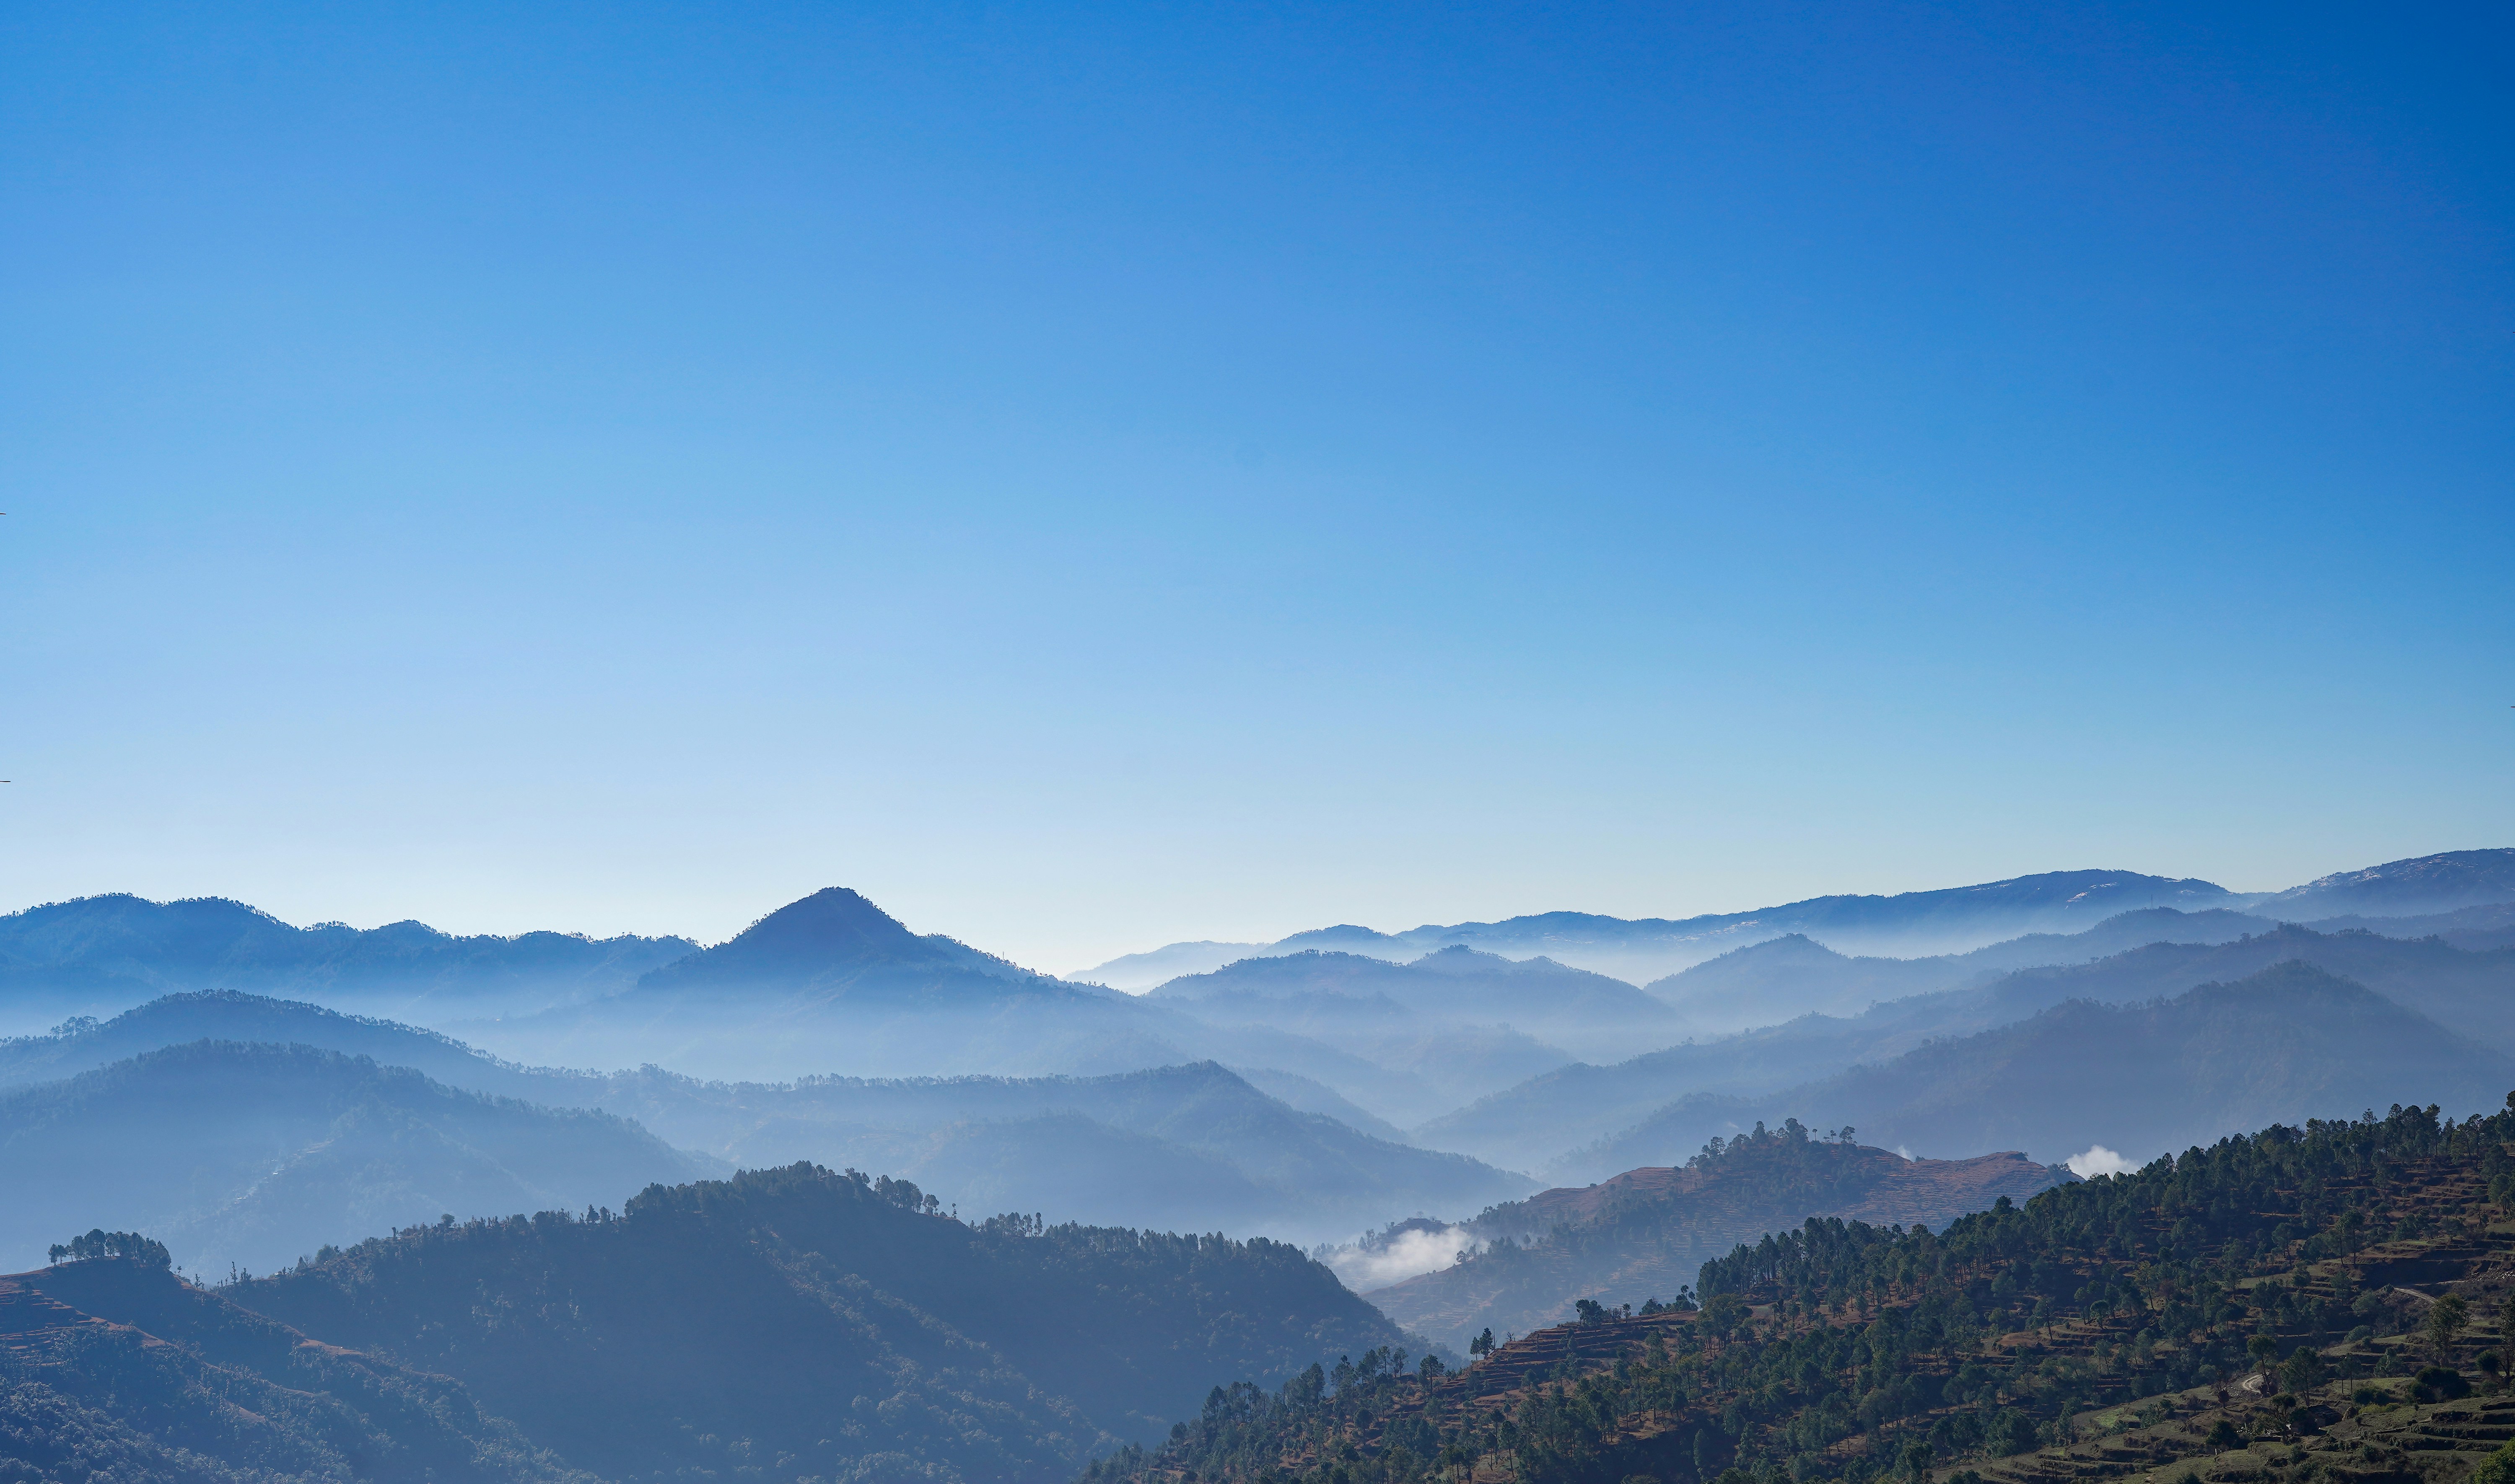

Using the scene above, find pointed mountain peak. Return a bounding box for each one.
[721,888,922,955]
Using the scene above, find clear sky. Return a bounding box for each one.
[3,2,2509,972]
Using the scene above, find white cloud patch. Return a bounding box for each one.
[2068,1144,2136,1178]
[1322,1226,1480,1291]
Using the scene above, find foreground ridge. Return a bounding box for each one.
[1085,1098,2515,1484]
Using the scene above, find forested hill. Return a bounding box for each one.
[1085,1098,2515,1484]
[1369,1123,2066,1349]
[220,1161,1408,1483]
[0,1255,576,1484]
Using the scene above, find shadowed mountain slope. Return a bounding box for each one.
[0,988,566,1098]
[1640,906,2274,1031]
[0,1256,580,1484]
[1080,1102,2515,1484]
[1366,1122,2067,1348]
[226,1162,1410,1479]
[1948,923,2515,1054]
[0,993,1527,1243]
[1574,960,2515,1177]
[1418,919,2515,1171]
[0,1040,718,1275]
[2305,899,2515,950]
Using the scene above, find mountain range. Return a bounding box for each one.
[0,891,693,1032]
[1564,959,2515,1180]
[0,992,1531,1268]
[1419,914,2515,1173]
[0,1039,720,1275]
[1076,848,2515,987]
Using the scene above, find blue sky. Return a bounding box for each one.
[3,1,2508,970]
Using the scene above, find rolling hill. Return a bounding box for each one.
[0,1040,718,1274]
[1363,1121,2068,1348]
[0,992,1530,1244]
[225,1162,1412,1476]
[1153,946,1681,1067]
[1571,960,2515,1178]
[0,1256,577,1484]
[1639,905,2274,1032]
[8,1162,1416,1484]
[1084,1101,2515,1484]
[1418,918,2515,1171]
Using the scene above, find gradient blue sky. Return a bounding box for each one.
[3,2,2509,971]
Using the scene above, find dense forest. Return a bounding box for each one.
[1090,1100,2515,1484]
[0,1256,576,1484]
[221,1161,1405,1483]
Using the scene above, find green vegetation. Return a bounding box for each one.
[44,1229,168,1267]
[1085,1099,2515,1484]
[220,1161,1406,1483]
[1374,1121,2059,1349]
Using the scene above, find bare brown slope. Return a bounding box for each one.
[1367,1128,2065,1349]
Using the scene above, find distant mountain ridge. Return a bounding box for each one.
[1076,849,2515,988]
[2252,847,2515,919]
[0,891,695,1027]
[0,991,1532,1246]
[0,1039,718,1274]
[1568,959,2515,1180]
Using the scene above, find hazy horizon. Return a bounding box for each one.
[4,3,2507,974]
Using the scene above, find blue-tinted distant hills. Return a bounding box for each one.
[1151,945,1681,1068]
[1081,867,2240,987]
[0,891,694,1028]
[0,1039,718,1274]
[1076,849,2515,988]
[625,885,1059,1000]
[0,990,1532,1250]
[1419,914,2515,1173]
[1562,960,2515,1181]
[2247,847,2515,920]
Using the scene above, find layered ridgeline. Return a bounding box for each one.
[1085,1098,2515,1484]
[0,995,1530,1266]
[1147,948,1687,1108]
[0,891,693,1028]
[1561,962,2515,1182]
[1428,944,2515,1177]
[0,1039,719,1275]
[1080,870,2244,989]
[1366,1122,2069,1349]
[1077,849,2515,989]
[441,889,1586,1118]
[1,1163,1410,1484]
